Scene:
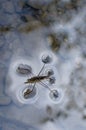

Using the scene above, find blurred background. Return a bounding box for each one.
[0,0,86,130]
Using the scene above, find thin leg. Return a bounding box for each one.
[31,82,36,92]
[37,63,45,76]
[39,81,51,92]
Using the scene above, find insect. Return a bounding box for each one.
[24,63,53,98]
[21,53,59,100]
[24,75,49,84]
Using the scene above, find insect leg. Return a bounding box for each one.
[29,82,36,94]
[39,81,51,92]
[37,63,45,76]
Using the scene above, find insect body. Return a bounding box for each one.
[24,75,49,84]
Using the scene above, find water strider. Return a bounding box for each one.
[24,64,58,100]
[24,75,49,84]
[24,63,52,98]
[21,53,59,100]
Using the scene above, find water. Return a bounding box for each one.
[0,0,86,130]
